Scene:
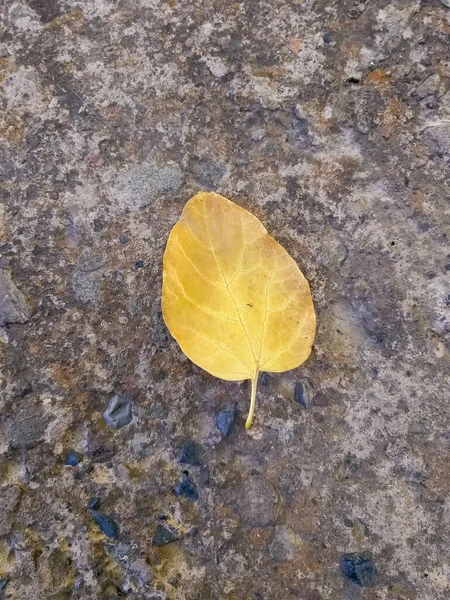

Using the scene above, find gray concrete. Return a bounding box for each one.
[1,1,450,599]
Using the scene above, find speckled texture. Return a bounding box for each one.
[1,1,450,599]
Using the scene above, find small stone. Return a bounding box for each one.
[72,251,106,304]
[268,526,296,562]
[294,380,313,408]
[119,234,129,244]
[177,439,202,466]
[323,32,333,44]
[0,486,21,537]
[73,577,84,590]
[193,153,226,190]
[204,56,231,78]
[114,162,183,212]
[251,129,266,142]
[260,373,270,386]
[287,109,312,149]
[445,264,450,271]
[441,0,450,8]
[0,577,9,592]
[7,405,52,449]
[152,524,180,546]
[129,558,153,585]
[76,251,106,273]
[103,393,133,429]
[0,269,30,326]
[172,473,198,501]
[92,513,119,539]
[340,553,376,587]
[135,261,144,270]
[216,406,237,436]
[65,450,83,466]
[87,497,101,511]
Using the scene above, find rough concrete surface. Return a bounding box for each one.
[1,1,450,599]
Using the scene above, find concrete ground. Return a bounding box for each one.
[1,1,450,599]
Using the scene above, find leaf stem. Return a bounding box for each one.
[245,372,259,430]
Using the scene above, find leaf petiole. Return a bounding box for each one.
[245,372,259,429]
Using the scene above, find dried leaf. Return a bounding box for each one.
[162,192,316,428]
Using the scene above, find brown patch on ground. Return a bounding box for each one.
[427,450,450,496]
[249,527,271,549]
[252,66,284,81]
[0,112,26,145]
[366,69,392,91]
[286,491,321,533]
[379,97,406,139]
[0,58,15,84]
[45,9,84,30]
[288,38,304,55]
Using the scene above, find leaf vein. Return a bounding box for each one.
[173,237,227,289]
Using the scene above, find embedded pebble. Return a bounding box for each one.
[87,497,101,510]
[193,154,226,190]
[251,129,266,142]
[72,251,106,304]
[172,473,198,501]
[340,553,376,587]
[92,513,119,539]
[114,162,183,211]
[65,450,83,466]
[103,393,133,429]
[0,269,30,326]
[7,405,52,449]
[0,486,21,537]
[268,526,296,562]
[152,524,180,546]
[216,406,237,436]
[177,439,202,465]
[294,380,313,408]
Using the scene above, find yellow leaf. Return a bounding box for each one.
[162,192,316,428]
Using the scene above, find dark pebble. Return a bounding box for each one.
[445,264,450,271]
[340,553,376,587]
[135,260,144,270]
[322,32,333,44]
[92,513,119,540]
[0,578,9,592]
[177,439,201,466]
[260,372,270,386]
[65,450,83,466]
[172,473,198,501]
[103,393,133,429]
[119,234,129,244]
[152,524,180,546]
[87,497,101,511]
[216,406,237,436]
[294,380,312,408]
